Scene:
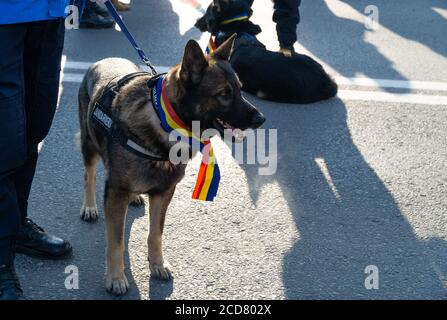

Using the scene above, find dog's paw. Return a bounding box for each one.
[80,205,99,222]
[150,261,173,281]
[129,195,145,208]
[106,273,129,296]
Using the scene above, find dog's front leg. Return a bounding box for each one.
[148,186,175,280]
[104,186,130,295]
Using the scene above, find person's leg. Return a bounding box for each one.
[13,18,65,222]
[0,176,22,299]
[0,176,20,266]
[14,18,72,259]
[0,23,28,300]
[272,0,301,54]
[79,0,114,29]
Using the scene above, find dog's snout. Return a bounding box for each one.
[250,112,266,128]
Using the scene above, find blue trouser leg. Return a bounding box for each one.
[272,0,301,48]
[0,177,21,265]
[0,19,65,265]
[0,23,27,266]
[14,19,64,223]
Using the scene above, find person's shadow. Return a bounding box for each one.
[239,94,447,299]
[341,0,447,59]
[297,0,412,93]
[238,1,447,298]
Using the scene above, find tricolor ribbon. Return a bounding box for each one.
[205,35,217,54]
[152,75,221,201]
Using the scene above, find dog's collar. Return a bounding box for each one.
[91,72,169,161]
[150,75,193,134]
[207,32,257,57]
[221,12,249,25]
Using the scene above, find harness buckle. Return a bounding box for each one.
[142,57,158,75]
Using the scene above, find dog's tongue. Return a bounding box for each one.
[232,129,246,142]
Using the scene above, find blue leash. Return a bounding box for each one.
[103,0,158,75]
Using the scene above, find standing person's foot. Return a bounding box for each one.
[80,3,115,29]
[279,46,296,57]
[112,0,130,11]
[90,1,111,18]
[15,218,72,260]
[0,264,24,300]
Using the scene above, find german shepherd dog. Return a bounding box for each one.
[195,0,338,104]
[78,36,265,295]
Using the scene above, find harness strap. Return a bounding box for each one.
[91,72,168,161]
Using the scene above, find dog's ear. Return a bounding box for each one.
[180,40,208,85]
[213,33,236,61]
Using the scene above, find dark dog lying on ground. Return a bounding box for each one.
[78,35,265,295]
[195,0,338,104]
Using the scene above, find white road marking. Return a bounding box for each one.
[335,77,447,92]
[338,90,447,106]
[315,157,341,200]
[64,61,169,72]
[38,141,45,154]
[64,61,91,70]
[61,73,83,82]
[61,60,447,106]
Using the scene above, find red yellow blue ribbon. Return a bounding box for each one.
[205,35,217,54]
[152,75,220,201]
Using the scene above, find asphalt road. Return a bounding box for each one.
[16,0,447,299]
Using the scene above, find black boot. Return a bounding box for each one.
[0,264,24,300]
[90,1,111,17]
[80,1,115,29]
[15,218,72,260]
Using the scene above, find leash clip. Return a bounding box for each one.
[142,57,158,76]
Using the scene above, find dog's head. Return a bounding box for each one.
[195,0,261,36]
[168,35,265,142]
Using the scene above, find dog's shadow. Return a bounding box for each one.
[126,200,174,300]
[231,0,447,298]
[148,277,174,300]
[121,201,147,299]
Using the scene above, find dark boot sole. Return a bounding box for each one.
[79,22,115,29]
[15,244,73,260]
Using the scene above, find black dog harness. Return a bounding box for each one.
[91,72,169,161]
